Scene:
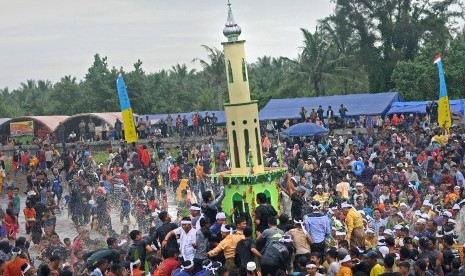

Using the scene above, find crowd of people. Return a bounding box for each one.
[0,110,464,276]
[69,112,222,143]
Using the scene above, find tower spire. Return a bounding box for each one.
[223,0,242,42]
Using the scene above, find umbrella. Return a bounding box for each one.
[282,123,329,136]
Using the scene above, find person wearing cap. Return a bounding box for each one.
[451,165,464,192]
[304,201,331,255]
[421,201,434,220]
[445,186,461,204]
[336,254,352,276]
[313,185,329,206]
[207,224,245,270]
[364,250,384,276]
[209,212,226,236]
[163,217,197,261]
[342,202,365,247]
[365,228,377,249]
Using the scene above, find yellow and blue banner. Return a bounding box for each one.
[116,73,138,143]
[434,54,451,129]
[461,99,465,125]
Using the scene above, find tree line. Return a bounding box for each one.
[1,0,464,118]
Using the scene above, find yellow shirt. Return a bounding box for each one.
[337,182,350,199]
[345,208,364,239]
[366,236,377,249]
[336,265,353,276]
[208,232,245,259]
[313,193,329,205]
[370,264,385,276]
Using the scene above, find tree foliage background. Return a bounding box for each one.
[0,0,464,117]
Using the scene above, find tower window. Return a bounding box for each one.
[255,128,262,165]
[232,130,240,168]
[228,60,234,83]
[244,129,250,164]
[242,58,247,81]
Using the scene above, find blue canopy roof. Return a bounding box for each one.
[140,111,226,126]
[386,99,464,115]
[282,123,329,136]
[259,92,401,121]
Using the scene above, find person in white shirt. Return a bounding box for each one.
[452,165,465,189]
[163,218,197,261]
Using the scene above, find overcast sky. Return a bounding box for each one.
[0,0,334,89]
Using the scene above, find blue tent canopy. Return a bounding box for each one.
[140,111,226,126]
[386,99,464,115]
[259,92,401,121]
[282,123,329,136]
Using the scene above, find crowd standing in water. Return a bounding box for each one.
[0,112,465,276]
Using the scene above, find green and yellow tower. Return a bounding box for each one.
[213,1,286,226]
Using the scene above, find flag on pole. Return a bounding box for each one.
[434,54,451,129]
[116,73,138,143]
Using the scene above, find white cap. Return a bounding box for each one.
[448,219,456,224]
[356,182,363,187]
[423,200,432,207]
[216,212,226,220]
[394,224,403,230]
[417,218,426,224]
[399,202,408,208]
[339,255,352,264]
[383,229,393,236]
[246,262,256,271]
[336,231,347,236]
[421,214,430,220]
[414,210,422,216]
[341,202,352,208]
[396,212,405,219]
[366,228,375,234]
[316,184,323,189]
[443,211,452,218]
[452,204,460,210]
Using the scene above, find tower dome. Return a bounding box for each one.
[223,1,241,41]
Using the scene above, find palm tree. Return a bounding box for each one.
[279,28,334,97]
[192,45,225,110]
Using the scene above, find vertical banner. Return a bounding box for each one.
[116,73,138,143]
[434,54,451,129]
[461,99,465,125]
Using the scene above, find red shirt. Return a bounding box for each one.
[4,257,28,276]
[169,166,179,181]
[159,257,179,276]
